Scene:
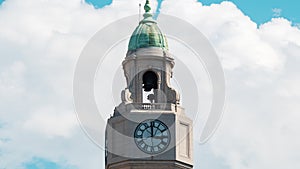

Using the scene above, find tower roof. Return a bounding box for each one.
[128,0,168,51]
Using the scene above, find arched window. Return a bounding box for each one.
[142,71,158,91]
[142,71,158,103]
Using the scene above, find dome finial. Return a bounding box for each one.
[144,0,151,13]
[142,0,154,20]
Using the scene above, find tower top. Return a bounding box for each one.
[128,0,168,51]
[144,0,151,13]
[140,0,156,24]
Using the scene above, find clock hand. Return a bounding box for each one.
[151,122,154,146]
[145,128,152,135]
[151,122,154,137]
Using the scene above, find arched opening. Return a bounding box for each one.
[142,71,158,103]
[143,71,158,91]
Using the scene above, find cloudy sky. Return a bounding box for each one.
[1,0,300,169]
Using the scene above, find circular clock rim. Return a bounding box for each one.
[134,119,171,154]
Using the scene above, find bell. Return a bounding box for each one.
[142,71,158,91]
[147,94,155,103]
[143,82,155,92]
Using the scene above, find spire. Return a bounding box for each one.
[141,0,155,23]
[144,0,151,13]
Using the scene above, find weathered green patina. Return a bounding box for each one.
[128,0,168,51]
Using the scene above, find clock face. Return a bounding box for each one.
[134,119,170,154]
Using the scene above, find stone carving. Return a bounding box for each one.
[121,88,133,104]
[167,87,180,104]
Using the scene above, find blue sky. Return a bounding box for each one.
[199,0,300,24]
[1,0,300,169]
[0,0,298,24]
[23,157,77,169]
[84,0,300,25]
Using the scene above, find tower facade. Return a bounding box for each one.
[105,1,193,168]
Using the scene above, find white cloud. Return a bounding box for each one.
[161,0,285,72]
[1,0,300,169]
[23,107,77,138]
[0,0,142,168]
[0,61,26,100]
[272,8,282,17]
[161,0,300,169]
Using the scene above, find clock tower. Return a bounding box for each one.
[105,1,193,168]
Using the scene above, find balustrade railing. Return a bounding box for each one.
[129,103,172,110]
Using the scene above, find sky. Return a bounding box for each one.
[84,0,300,25]
[0,0,300,169]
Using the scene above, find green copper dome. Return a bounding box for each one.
[128,0,168,51]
